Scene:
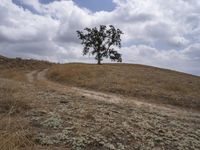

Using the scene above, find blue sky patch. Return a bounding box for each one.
[12,0,39,14]
[73,0,116,12]
[13,0,116,12]
[39,0,56,4]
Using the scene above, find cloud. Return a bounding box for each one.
[0,0,59,43]
[0,0,199,75]
[121,44,200,75]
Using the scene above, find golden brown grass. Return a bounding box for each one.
[0,69,27,82]
[0,56,51,71]
[0,117,33,150]
[0,80,34,150]
[47,63,200,110]
[0,55,52,81]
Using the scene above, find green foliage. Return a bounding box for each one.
[77,25,123,64]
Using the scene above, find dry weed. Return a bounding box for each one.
[0,79,34,150]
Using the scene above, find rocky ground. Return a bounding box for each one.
[30,87,200,150]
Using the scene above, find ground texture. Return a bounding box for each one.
[1,68,199,150]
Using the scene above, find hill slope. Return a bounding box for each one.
[47,63,200,110]
[0,55,52,81]
[0,55,51,70]
[0,56,200,149]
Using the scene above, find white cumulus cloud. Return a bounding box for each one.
[0,0,199,75]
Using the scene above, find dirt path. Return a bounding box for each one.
[27,69,128,104]
[26,69,160,107]
[26,69,200,118]
[26,70,38,83]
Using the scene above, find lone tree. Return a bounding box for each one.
[77,25,123,65]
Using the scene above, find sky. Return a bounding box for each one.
[0,0,200,76]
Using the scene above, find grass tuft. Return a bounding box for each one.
[0,79,34,150]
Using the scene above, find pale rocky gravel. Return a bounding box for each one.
[28,84,200,150]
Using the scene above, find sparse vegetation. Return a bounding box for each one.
[0,56,200,149]
[0,55,52,81]
[47,63,200,110]
[0,116,33,150]
[41,114,63,129]
[0,79,33,150]
[30,89,200,149]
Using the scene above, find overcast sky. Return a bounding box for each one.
[0,0,200,75]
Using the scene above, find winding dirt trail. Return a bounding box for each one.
[26,69,200,118]
[27,69,160,106]
[27,69,128,104]
[26,70,37,83]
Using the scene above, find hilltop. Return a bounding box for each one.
[47,63,200,110]
[0,56,200,149]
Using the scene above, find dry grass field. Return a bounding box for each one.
[0,55,51,81]
[0,56,200,149]
[47,63,200,110]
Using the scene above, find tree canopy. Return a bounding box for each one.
[77,25,123,64]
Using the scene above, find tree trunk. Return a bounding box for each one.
[97,50,101,65]
[97,58,101,65]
